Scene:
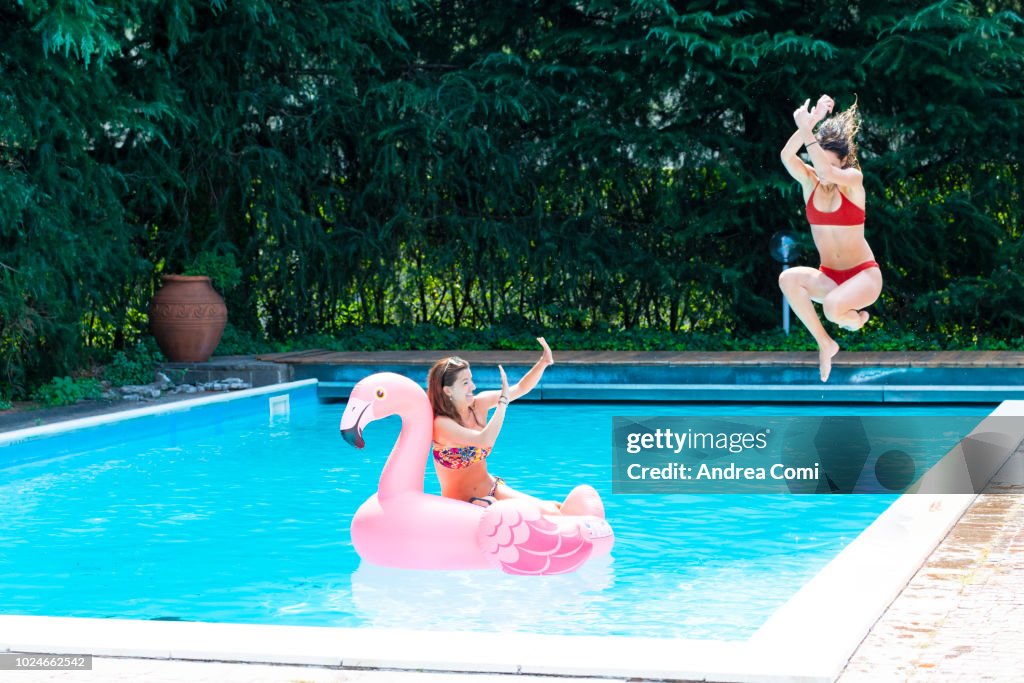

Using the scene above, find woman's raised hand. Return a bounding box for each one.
[537,337,554,366]
[810,94,834,125]
[498,365,509,401]
[793,98,815,129]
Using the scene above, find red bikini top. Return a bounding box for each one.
[806,182,865,226]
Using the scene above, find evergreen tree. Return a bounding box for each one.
[1,0,142,391]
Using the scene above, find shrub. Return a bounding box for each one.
[104,341,165,387]
[184,252,243,293]
[214,324,277,356]
[32,377,104,407]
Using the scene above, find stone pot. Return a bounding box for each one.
[149,275,227,362]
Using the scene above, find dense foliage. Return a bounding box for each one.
[218,322,1024,355]
[2,1,1022,396]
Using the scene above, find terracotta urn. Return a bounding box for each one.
[149,275,227,362]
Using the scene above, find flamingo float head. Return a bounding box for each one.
[340,372,428,449]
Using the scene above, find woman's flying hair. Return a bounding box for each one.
[815,98,861,169]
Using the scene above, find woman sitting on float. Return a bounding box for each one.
[429,338,565,512]
[340,338,612,575]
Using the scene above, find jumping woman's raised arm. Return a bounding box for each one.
[782,95,832,188]
[781,129,816,185]
[794,96,863,189]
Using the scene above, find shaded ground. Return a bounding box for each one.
[0,393,214,434]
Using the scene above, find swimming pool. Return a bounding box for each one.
[0,381,993,642]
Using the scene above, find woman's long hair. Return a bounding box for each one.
[816,100,862,169]
[427,357,469,423]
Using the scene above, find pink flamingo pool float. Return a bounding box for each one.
[339,372,614,575]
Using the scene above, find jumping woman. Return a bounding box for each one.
[779,95,882,382]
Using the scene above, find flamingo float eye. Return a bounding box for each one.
[375,388,386,400]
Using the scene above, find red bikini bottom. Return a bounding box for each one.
[819,261,880,286]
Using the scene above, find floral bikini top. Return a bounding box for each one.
[432,445,491,470]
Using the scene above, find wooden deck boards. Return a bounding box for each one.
[255,349,1024,368]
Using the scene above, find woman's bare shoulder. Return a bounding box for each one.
[434,414,459,428]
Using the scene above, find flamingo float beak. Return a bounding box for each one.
[340,398,372,449]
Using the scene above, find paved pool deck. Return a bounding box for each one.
[3,350,1023,681]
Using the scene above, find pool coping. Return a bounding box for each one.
[1,387,1022,682]
[0,379,318,446]
[259,349,1024,404]
[318,380,1024,403]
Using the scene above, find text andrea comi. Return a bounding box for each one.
[625,462,820,481]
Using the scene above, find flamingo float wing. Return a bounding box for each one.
[478,500,595,575]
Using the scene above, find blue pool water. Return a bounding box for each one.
[0,390,991,640]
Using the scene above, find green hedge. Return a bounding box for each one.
[215,323,1024,356]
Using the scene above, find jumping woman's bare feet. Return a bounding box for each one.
[819,339,840,382]
[840,310,870,332]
